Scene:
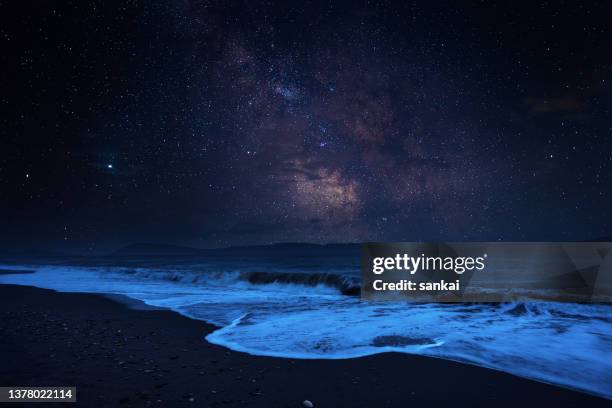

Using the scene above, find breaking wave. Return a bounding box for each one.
[238,271,360,295]
[103,267,361,296]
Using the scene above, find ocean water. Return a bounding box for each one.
[1,252,611,399]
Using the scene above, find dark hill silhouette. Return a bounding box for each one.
[113,243,201,255]
[111,242,359,257]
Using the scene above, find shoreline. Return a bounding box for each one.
[0,283,609,407]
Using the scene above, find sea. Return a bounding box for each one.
[1,243,610,399]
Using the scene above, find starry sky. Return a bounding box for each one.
[2,1,611,252]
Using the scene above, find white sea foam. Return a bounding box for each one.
[1,264,610,399]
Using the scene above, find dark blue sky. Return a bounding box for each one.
[2,1,611,252]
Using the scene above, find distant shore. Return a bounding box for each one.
[0,284,608,407]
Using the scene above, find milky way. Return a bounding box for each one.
[2,1,611,250]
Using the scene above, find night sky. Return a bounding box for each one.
[2,1,611,252]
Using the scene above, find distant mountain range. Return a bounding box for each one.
[112,242,360,256]
[2,239,611,259]
[112,239,612,258]
[113,243,203,255]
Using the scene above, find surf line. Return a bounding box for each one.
[372,279,460,291]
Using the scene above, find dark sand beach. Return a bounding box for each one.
[0,284,608,407]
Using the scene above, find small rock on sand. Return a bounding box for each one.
[302,400,314,408]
